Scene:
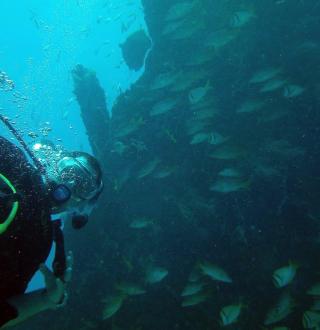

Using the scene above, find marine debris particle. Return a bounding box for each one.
[120,29,152,71]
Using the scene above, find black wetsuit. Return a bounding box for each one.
[0,137,53,326]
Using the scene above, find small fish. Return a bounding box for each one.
[137,159,160,178]
[101,294,126,319]
[165,1,198,21]
[116,282,146,296]
[249,67,282,84]
[260,79,287,93]
[189,92,214,110]
[302,310,320,329]
[162,20,185,36]
[230,10,255,28]
[195,107,219,120]
[283,84,305,98]
[186,119,209,136]
[150,72,179,90]
[206,29,236,49]
[264,139,305,158]
[199,261,232,283]
[129,218,153,229]
[146,266,168,284]
[190,132,210,145]
[111,141,128,156]
[169,74,197,92]
[64,97,75,106]
[168,20,205,41]
[181,291,208,307]
[188,81,212,104]
[181,282,205,297]
[150,98,177,116]
[28,131,39,139]
[264,292,295,325]
[237,99,265,113]
[210,177,250,193]
[272,262,298,288]
[168,22,203,41]
[29,10,41,30]
[153,166,175,179]
[218,168,242,178]
[115,117,144,138]
[208,131,230,146]
[220,304,242,326]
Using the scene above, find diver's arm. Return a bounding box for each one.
[3,288,59,327]
[3,252,73,328]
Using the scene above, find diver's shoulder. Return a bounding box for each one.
[0,137,24,158]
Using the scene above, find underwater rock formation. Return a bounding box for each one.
[71,64,110,160]
[120,29,152,71]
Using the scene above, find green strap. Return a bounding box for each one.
[0,173,19,234]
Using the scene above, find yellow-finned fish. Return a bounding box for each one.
[199,261,232,283]
[272,262,298,288]
[220,303,242,326]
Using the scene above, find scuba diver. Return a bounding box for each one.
[0,114,103,327]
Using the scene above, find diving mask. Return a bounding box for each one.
[56,155,102,201]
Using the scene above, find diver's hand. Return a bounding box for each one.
[64,250,74,283]
[39,251,73,309]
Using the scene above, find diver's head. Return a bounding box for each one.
[55,151,103,201]
[32,142,103,213]
[49,151,103,213]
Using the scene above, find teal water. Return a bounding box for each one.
[2,1,320,330]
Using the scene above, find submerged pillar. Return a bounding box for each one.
[71,64,110,161]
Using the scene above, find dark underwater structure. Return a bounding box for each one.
[13,1,320,329]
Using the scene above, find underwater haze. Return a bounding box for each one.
[0,0,147,149]
[2,0,320,329]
